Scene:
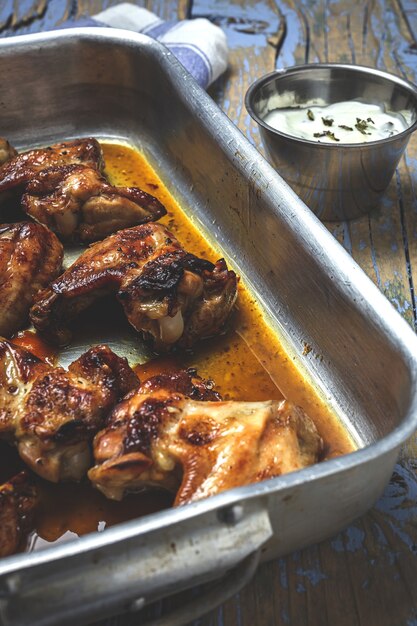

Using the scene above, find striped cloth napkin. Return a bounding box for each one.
[68,3,228,88]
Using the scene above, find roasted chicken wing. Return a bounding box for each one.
[89,374,322,504]
[30,223,238,350]
[21,164,166,242]
[0,472,38,557]
[0,138,17,167]
[138,369,221,401]
[0,222,63,337]
[0,340,139,482]
[0,138,103,192]
[0,137,166,242]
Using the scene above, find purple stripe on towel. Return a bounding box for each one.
[55,17,103,29]
[143,21,175,39]
[167,44,211,87]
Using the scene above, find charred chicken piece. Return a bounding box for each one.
[0,222,63,337]
[89,379,322,504]
[21,164,167,243]
[0,138,104,193]
[0,339,139,482]
[30,223,238,351]
[0,138,17,167]
[0,472,38,557]
[0,137,166,242]
[138,369,221,401]
[0,140,18,207]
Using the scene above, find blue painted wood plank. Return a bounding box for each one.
[5,1,417,625]
[191,0,281,49]
[0,0,70,36]
[190,2,417,626]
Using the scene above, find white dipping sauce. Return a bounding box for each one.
[263,100,410,143]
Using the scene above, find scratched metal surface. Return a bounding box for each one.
[2,1,417,625]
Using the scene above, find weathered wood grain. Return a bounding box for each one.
[0,0,188,35]
[4,1,417,625]
[75,0,187,21]
[0,0,71,33]
[188,1,417,625]
[194,0,284,150]
[341,0,417,332]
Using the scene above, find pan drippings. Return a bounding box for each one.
[2,141,354,553]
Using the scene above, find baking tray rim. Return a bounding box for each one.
[0,417,416,578]
[0,28,415,574]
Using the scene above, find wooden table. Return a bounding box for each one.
[3,1,417,625]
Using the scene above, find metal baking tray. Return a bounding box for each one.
[0,29,416,626]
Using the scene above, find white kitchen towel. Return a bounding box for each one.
[68,3,228,88]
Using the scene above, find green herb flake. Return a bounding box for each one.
[338,124,354,131]
[367,117,375,124]
[314,131,340,141]
[322,116,334,127]
[307,109,315,121]
[355,118,372,135]
[325,131,340,142]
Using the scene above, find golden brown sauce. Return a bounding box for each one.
[12,330,57,366]
[105,142,354,455]
[35,482,171,541]
[3,141,355,554]
[1,441,172,552]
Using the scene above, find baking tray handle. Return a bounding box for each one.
[139,549,261,626]
[0,499,272,625]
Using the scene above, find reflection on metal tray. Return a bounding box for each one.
[0,29,416,626]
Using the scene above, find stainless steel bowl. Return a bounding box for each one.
[245,63,417,220]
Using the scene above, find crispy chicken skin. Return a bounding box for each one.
[0,472,38,557]
[0,137,166,242]
[0,222,63,337]
[89,374,322,504]
[22,164,167,243]
[138,369,221,401]
[0,138,17,167]
[0,138,104,192]
[0,340,139,482]
[30,223,238,351]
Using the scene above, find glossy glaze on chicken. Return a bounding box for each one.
[0,222,63,337]
[0,339,138,482]
[138,369,221,401]
[0,138,17,168]
[0,472,38,557]
[30,223,238,351]
[89,371,322,504]
[0,138,167,242]
[22,164,167,243]
[0,138,103,191]
[0,139,353,555]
